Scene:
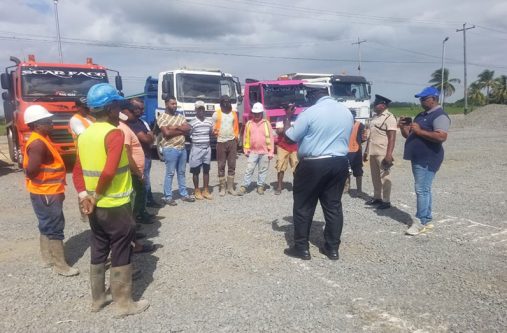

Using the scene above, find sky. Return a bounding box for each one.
[1,0,506,114]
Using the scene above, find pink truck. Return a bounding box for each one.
[242,79,321,133]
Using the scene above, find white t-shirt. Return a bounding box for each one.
[69,115,94,136]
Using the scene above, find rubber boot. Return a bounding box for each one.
[40,234,54,268]
[227,176,238,196]
[90,263,109,312]
[110,264,150,318]
[49,240,80,276]
[219,177,226,197]
[356,176,363,194]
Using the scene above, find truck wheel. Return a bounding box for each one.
[6,128,15,163]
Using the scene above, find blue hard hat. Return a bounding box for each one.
[87,83,124,109]
[415,86,440,98]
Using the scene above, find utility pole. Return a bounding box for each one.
[352,38,367,75]
[53,0,63,63]
[456,23,475,114]
[441,37,449,109]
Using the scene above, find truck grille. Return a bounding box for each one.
[49,129,73,144]
[49,112,74,126]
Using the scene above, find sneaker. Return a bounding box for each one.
[257,186,265,195]
[181,196,195,203]
[365,198,383,206]
[406,221,424,236]
[274,188,282,195]
[377,202,391,210]
[162,198,177,206]
[237,186,247,196]
[202,189,213,200]
[194,189,203,200]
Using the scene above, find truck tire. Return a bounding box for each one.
[6,128,15,163]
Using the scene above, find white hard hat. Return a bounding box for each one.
[252,102,264,114]
[24,105,53,124]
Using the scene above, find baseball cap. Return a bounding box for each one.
[195,100,205,109]
[415,86,440,98]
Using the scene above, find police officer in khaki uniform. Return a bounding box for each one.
[363,94,397,209]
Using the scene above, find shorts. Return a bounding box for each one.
[276,146,298,173]
[189,145,211,169]
[347,151,363,177]
[190,163,211,175]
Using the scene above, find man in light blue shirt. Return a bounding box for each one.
[283,91,353,261]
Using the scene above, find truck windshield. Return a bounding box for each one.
[176,73,237,103]
[331,82,369,101]
[263,84,312,109]
[21,67,108,100]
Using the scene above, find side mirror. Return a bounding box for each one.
[1,73,11,90]
[115,75,123,92]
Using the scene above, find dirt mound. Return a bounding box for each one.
[464,104,507,129]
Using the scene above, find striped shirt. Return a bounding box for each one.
[189,117,213,147]
[157,112,186,149]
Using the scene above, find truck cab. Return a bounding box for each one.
[279,73,372,124]
[155,69,242,158]
[242,79,329,144]
[1,55,122,166]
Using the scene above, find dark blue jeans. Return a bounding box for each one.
[30,193,65,240]
[144,157,154,202]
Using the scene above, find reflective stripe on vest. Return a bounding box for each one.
[243,119,272,150]
[348,121,361,153]
[23,132,66,195]
[78,122,132,208]
[213,109,239,139]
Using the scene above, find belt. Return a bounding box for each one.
[303,155,335,160]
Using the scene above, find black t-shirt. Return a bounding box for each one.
[127,119,151,157]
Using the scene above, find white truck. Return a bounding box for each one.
[280,73,372,123]
[155,68,242,158]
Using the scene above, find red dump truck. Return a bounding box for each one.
[1,55,122,166]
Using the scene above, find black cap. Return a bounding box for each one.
[374,94,392,106]
[220,95,231,103]
[75,97,87,107]
[118,99,134,111]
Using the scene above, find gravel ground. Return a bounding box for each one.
[0,110,506,332]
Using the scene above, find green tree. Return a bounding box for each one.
[429,68,461,98]
[491,75,507,104]
[468,82,485,106]
[476,69,496,103]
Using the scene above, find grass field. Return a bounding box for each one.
[389,105,464,117]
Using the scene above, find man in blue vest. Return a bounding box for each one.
[401,86,450,236]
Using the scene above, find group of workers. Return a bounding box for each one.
[22,81,449,317]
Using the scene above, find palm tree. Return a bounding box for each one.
[476,69,496,103]
[491,75,507,104]
[468,82,485,106]
[429,68,461,98]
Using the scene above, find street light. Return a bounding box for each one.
[53,0,63,63]
[440,36,449,108]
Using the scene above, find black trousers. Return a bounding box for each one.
[292,156,349,251]
[132,174,146,217]
[89,203,135,267]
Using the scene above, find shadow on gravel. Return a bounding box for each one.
[133,253,159,300]
[65,229,91,266]
[268,181,293,192]
[0,160,21,177]
[271,216,325,248]
[373,206,413,225]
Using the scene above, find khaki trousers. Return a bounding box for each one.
[369,155,391,202]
